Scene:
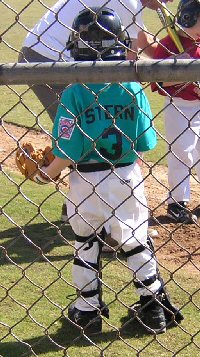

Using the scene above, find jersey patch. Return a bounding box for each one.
[59,116,75,140]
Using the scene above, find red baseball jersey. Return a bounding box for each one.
[151,35,200,100]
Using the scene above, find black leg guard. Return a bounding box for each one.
[147,236,184,323]
[128,236,184,325]
[73,230,109,319]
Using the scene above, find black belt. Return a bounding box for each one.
[70,162,133,172]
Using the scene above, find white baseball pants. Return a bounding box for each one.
[67,162,161,311]
[164,97,200,203]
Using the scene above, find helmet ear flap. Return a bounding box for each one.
[177,0,200,28]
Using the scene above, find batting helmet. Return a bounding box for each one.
[177,0,200,28]
[68,7,130,61]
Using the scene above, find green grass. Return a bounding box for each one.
[0,171,200,356]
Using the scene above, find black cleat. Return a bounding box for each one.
[167,202,197,224]
[68,305,102,335]
[128,289,184,328]
[128,296,166,334]
[159,288,184,324]
[139,295,166,334]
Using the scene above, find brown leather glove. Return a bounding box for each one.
[15,142,59,184]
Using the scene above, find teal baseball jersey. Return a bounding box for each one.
[52,82,156,164]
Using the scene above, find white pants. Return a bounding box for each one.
[164,98,200,203]
[67,162,161,311]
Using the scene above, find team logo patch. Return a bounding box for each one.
[59,116,75,140]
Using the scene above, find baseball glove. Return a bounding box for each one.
[15,142,59,184]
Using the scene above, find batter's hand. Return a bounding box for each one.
[141,0,173,10]
[15,142,60,184]
[193,86,200,97]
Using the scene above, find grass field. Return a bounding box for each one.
[1,1,200,357]
[0,172,200,356]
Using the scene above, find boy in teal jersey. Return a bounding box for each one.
[52,81,155,165]
[32,7,183,335]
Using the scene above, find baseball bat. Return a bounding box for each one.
[157,4,199,86]
[157,5,184,53]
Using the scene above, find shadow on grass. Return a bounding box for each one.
[0,313,181,357]
[0,221,75,265]
[0,220,127,265]
[0,317,119,357]
[0,220,74,242]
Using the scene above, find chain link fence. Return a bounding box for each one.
[0,1,200,356]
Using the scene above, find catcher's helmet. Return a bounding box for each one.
[177,0,200,28]
[68,7,130,61]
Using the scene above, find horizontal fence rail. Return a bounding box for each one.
[0,59,200,84]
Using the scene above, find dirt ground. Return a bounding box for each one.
[0,122,199,268]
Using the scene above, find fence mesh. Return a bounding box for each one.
[0,1,200,356]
